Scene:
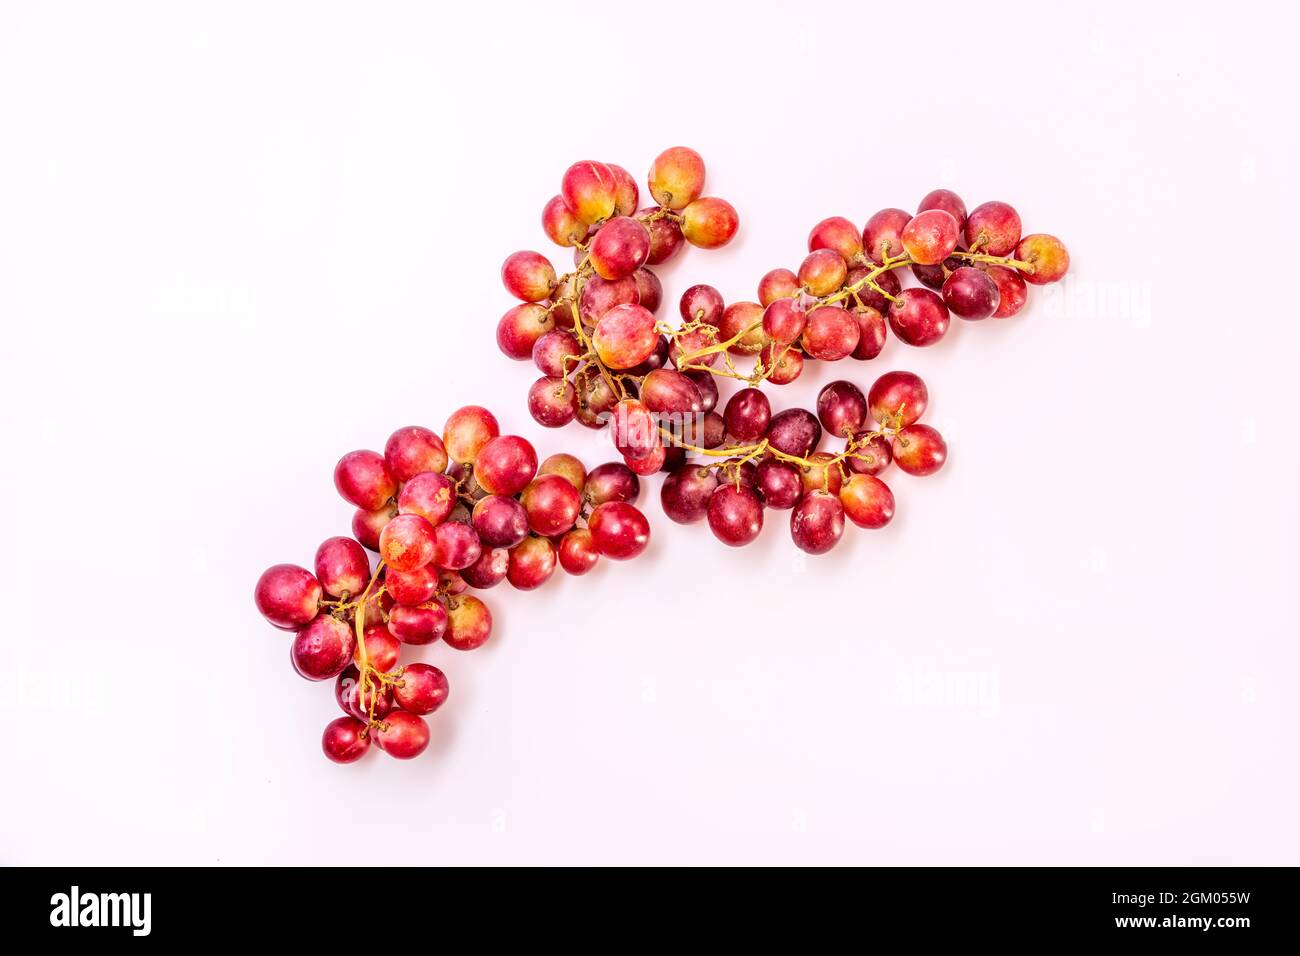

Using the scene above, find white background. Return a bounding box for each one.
[2,1,1297,865]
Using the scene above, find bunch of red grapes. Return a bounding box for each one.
[254,408,650,763]
[259,146,1070,761]
[496,148,1069,553]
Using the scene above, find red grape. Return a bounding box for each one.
[575,369,618,428]
[291,615,356,681]
[373,710,430,759]
[683,369,719,415]
[759,342,803,385]
[444,594,492,650]
[942,266,1000,320]
[593,302,658,370]
[681,197,738,249]
[587,501,650,559]
[633,269,663,313]
[765,407,822,457]
[901,209,960,265]
[680,284,724,326]
[314,537,370,600]
[707,484,763,547]
[846,266,901,313]
[801,306,860,361]
[461,546,509,589]
[322,716,370,763]
[501,250,557,302]
[507,535,558,589]
[798,248,848,296]
[640,368,704,415]
[965,201,1021,255]
[668,326,721,369]
[808,215,864,263]
[443,406,499,465]
[887,288,950,347]
[849,306,887,360]
[496,303,554,360]
[718,301,764,359]
[469,495,526,549]
[840,474,895,529]
[610,398,659,460]
[538,452,586,491]
[432,520,482,571]
[763,298,806,345]
[661,463,720,523]
[379,513,438,572]
[388,600,448,645]
[868,371,928,427]
[845,432,892,476]
[579,274,639,327]
[987,266,1028,318]
[799,451,843,496]
[392,662,449,716]
[892,424,947,476]
[562,160,618,224]
[862,208,912,263]
[917,189,967,231]
[583,461,639,506]
[756,458,803,510]
[758,268,800,306]
[334,450,397,511]
[558,528,600,575]
[520,474,582,536]
[532,329,581,378]
[723,387,772,444]
[589,216,651,280]
[1016,234,1070,284]
[647,146,705,210]
[384,426,449,483]
[541,195,587,247]
[357,623,400,672]
[255,564,322,630]
[474,435,538,496]
[790,490,845,554]
[397,471,456,526]
[624,443,666,476]
[352,502,396,552]
[816,380,867,438]
[640,206,684,264]
[608,164,639,216]
[385,564,439,606]
[527,376,578,428]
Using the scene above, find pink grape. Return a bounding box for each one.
[255,564,322,630]
[965,201,1021,255]
[707,484,763,547]
[501,250,557,302]
[892,424,948,476]
[887,288,950,347]
[384,426,449,483]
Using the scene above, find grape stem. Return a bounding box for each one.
[350,559,409,726]
[660,403,906,484]
[353,560,385,670]
[948,250,1036,273]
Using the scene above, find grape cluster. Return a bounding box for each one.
[258,150,1071,762]
[498,158,1068,553]
[496,147,738,434]
[254,408,650,763]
